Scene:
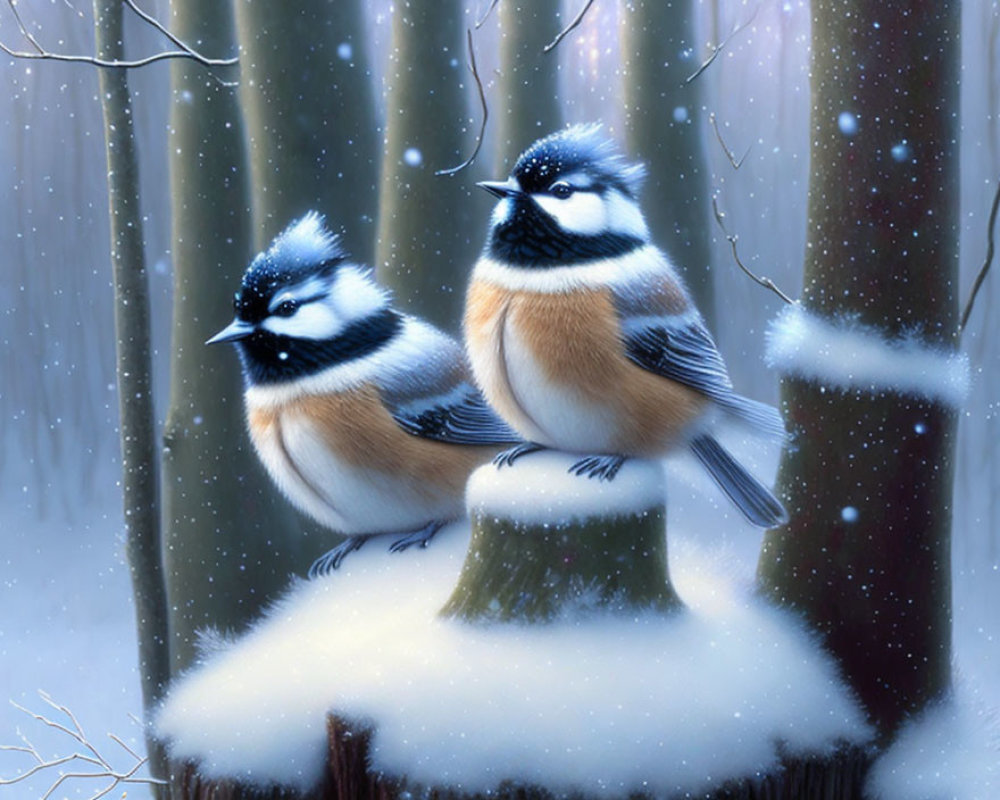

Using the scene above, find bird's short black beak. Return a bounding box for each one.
[206,318,254,345]
[477,178,521,199]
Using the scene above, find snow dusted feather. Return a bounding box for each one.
[515,123,647,199]
[262,211,345,274]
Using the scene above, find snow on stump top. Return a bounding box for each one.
[442,452,683,622]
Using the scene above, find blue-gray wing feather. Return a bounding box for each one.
[620,311,785,440]
[390,385,521,446]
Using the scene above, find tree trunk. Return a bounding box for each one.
[495,0,563,169]
[619,0,715,330]
[374,0,487,331]
[92,0,170,785]
[757,0,960,739]
[234,0,378,263]
[162,0,309,677]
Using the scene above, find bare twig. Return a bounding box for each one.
[436,29,489,177]
[712,194,793,304]
[123,0,190,52]
[685,5,760,84]
[959,178,1000,337]
[6,0,45,53]
[475,0,501,29]
[710,113,751,169]
[543,0,596,53]
[0,692,166,799]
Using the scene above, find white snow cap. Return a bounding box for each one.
[467,452,665,524]
[765,303,970,407]
[867,686,1000,800]
[155,524,870,796]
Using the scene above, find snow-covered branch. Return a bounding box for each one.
[766,304,970,408]
[0,692,164,800]
[0,0,237,73]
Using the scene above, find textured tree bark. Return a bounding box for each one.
[176,733,871,800]
[619,0,715,330]
[757,0,960,739]
[374,0,490,330]
[162,0,310,678]
[495,0,564,169]
[92,0,170,786]
[234,0,378,263]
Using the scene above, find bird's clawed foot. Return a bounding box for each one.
[569,454,627,482]
[308,535,370,577]
[493,441,546,469]
[389,520,446,554]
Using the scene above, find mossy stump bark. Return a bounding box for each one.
[441,506,680,622]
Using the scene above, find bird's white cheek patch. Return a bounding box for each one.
[491,197,514,227]
[263,302,344,340]
[533,192,605,235]
[605,189,649,240]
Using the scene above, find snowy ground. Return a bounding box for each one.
[1,437,998,798]
[0,474,147,799]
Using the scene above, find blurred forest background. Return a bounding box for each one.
[0,0,998,792]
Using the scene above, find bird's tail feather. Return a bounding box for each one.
[715,394,787,441]
[689,434,788,528]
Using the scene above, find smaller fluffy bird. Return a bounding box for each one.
[465,124,787,527]
[208,212,519,573]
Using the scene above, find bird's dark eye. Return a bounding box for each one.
[273,299,299,317]
[549,181,575,199]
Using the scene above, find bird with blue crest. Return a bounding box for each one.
[464,124,788,528]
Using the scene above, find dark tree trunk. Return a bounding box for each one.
[162,0,307,677]
[619,0,715,329]
[495,0,563,169]
[374,0,488,330]
[757,0,960,738]
[234,0,378,262]
[92,0,170,785]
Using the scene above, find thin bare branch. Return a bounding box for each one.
[436,29,489,177]
[0,39,237,69]
[1,694,165,798]
[475,0,501,29]
[710,113,751,169]
[123,0,189,52]
[6,0,45,53]
[959,178,1000,337]
[543,0,596,53]
[108,732,142,761]
[712,194,793,304]
[685,5,760,84]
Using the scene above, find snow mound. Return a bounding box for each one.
[867,683,1000,800]
[467,452,665,524]
[765,304,970,407]
[156,523,869,797]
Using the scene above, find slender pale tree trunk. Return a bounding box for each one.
[757,0,960,738]
[234,0,378,262]
[495,0,563,169]
[375,0,486,330]
[92,0,170,786]
[619,0,715,329]
[163,0,305,677]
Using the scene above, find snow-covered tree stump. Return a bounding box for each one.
[441,453,683,622]
[166,454,873,800]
